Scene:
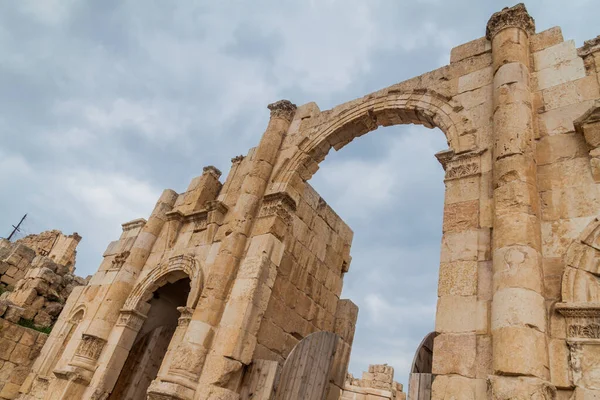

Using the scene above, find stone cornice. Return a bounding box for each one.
[486,3,535,40]
[579,35,600,57]
[268,99,297,121]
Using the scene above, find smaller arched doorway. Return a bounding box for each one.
[408,332,437,400]
[109,277,191,400]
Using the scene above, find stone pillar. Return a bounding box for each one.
[487,3,551,393]
[146,101,297,400]
[51,189,178,399]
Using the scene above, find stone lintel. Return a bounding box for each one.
[121,218,147,232]
[486,3,535,40]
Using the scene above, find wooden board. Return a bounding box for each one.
[274,331,340,400]
[408,373,433,400]
[240,359,280,400]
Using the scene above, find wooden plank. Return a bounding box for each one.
[408,373,433,400]
[274,331,341,400]
[240,359,280,400]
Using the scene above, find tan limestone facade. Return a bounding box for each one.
[341,365,406,400]
[12,3,600,399]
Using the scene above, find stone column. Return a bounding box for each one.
[51,189,178,399]
[487,4,552,395]
[146,101,297,400]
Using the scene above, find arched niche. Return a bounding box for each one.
[122,254,203,315]
[270,89,477,194]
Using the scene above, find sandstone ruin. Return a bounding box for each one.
[3,3,600,399]
[0,231,86,399]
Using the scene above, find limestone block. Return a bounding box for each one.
[548,338,570,389]
[442,200,479,233]
[493,212,541,250]
[0,382,21,399]
[573,387,600,399]
[542,75,600,111]
[491,288,546,332]
[431,375,486,400]
[531,27,564,53]
[440,230,478,263]
[488,376,557,400]
[534,40,580,72]
[457,67,493,94]
[438,261,477,296]
[444,176,480,204]
[538,157,594,192]
[536,57,587,91]
[0,339,16,361]
[9,343,30,364]
[436,296,477,333]
[3,305,23,323]
[492,246,543,293]
[492,326,548,378]
[451,36,491,64]
[432,333,476,378]
[536,132,588,166]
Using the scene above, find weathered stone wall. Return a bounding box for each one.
[0,319,47,400]
[16,231,81,272]
[0,237,86,329]
[254,183,353,363]
[340,364,406,400]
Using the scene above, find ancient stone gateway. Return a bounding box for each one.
[16,3,600,399]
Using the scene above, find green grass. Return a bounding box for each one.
[17,318,53,335]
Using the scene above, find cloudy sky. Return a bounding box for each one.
[1,0,597,388]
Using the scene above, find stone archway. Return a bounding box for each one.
[269,88,477,194]
[122,254,203,313]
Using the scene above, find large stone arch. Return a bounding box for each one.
[123,254,203,313]
[271,88,477,190]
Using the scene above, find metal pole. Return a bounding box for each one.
[7,213,27,241]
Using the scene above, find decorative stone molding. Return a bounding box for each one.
[437,150,484,181]
[121,218,147,232]
[556,303,600,340]
[268,100,297,122]
[110,250,130,270]
[575,101,600,182]
[116,309,147,331]
[186,210,208,232]
[177,306,194,326]
[123,253,203,311]
[202,165,222,179]
[486,3,535,40]
[258,192,297,226]
[75,334,106,361]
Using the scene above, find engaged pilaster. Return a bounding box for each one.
[487,3,550,385]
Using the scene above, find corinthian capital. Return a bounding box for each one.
[486,3,535,40]
[268,99,297,122]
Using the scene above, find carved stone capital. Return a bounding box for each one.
[439,150,484,181]
[268,100,297,122]
[116,309,147,330]
[556,303,600,340]
[202,165,222,179]
[486,3,535,40]
[259,192,297,226]
[110,250,130,270]
[231,155,245,164]
[177,306,194,326]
